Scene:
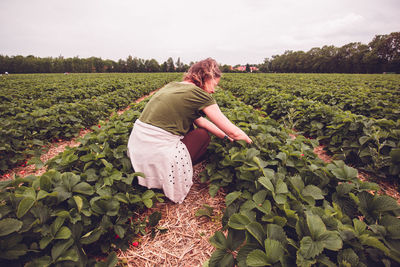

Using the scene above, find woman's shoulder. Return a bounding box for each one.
[163,81,211,98]
[163,81,195,89]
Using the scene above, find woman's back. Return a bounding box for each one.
[139,81,215,136]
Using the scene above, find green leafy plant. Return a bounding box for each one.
[195,204,215,219]
[203,89,400,266]
[0,97,166,266]
[0,73,182,173]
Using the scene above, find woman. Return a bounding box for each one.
[127,58,252,203]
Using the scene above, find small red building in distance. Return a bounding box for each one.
[231,65,259,72]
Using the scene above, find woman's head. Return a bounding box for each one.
[183,58,221,92]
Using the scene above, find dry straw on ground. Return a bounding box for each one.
[118,162,226,267]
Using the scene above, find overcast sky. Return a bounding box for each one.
[0,0,399,66]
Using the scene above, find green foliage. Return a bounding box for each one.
[219,73,400,181]
[1,72,399,266]
[263,32,400,74]
[205,89,400,266]
[0,96,166,265]
[195,204,215,219]
[0,73,181,173]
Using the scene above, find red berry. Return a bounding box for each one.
[115,234,120,239]
[132,241,139,247]
[300,154,304,157]
[98,125,101,128]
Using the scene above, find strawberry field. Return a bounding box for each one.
[0,73,182,172]
[0,73,399,266]
[218,73,400,182]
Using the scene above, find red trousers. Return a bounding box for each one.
[181,128,210,165]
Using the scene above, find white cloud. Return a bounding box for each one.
[0,0,399,65]
[309,13,365,37]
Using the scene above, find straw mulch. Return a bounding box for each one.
[118,162,226,267]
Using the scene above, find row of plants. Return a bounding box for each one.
[219,74,400,182]
[1,74,118,118]
[0,99,166,266]
[0,73,182,173]
[202,89,400,266]
[0,74,180,117]
[220,73,400,121]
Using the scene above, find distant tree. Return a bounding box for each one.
[39,57,52,73]
[118,59,127,72]
[182,64,190,72]
[368,32,400,73]
[126,55,134,72]
[221,64,232,72]
[176,57,184,72]
[160,62,168,72]
[138,58,146,72]
[258,58,270,73]
[264,31,399,73]
[385,32,400,72]
[103,59,115,72]
[166,57,175,72]
[336,43,368,73]
[145,59,160,72]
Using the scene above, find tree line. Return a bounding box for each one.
[0,55,190,74]
[0,31,398,74]
[259,32,400,73]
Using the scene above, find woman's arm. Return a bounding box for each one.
[194,116,230,140]
[198,104,252,143]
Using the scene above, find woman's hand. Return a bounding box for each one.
[233,130,252,144]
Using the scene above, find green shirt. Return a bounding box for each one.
[139,81,216,136]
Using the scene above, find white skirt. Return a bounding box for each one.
[127,119,193,203]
